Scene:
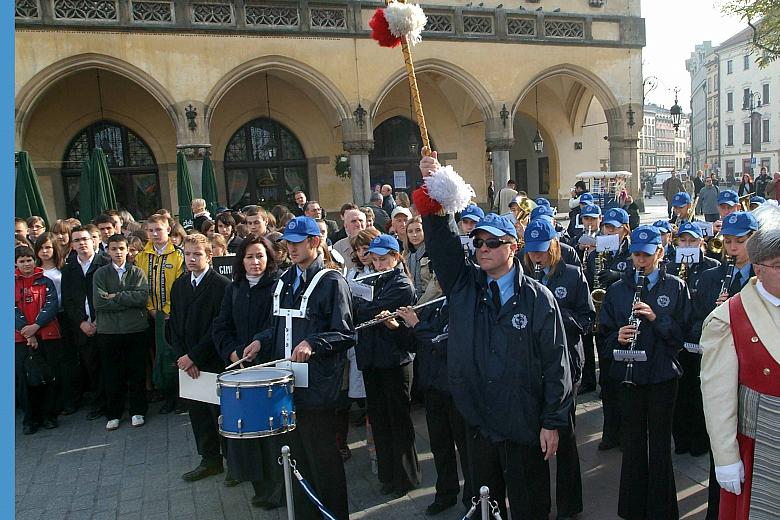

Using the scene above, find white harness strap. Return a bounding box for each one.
[273,268,338,357]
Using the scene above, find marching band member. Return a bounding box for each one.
[417,151,572,520]
[567,192,595,242]
[523,205,581,268]
[353,234,421,497]
[712,190,741,238]
[671,223,720,461]
[700,210,780,520]
[458,204,484,236]
[692,211,758,518]
[599,225,692,520]
[669,192,699,225]
[211,235,285,508]
[585,207,632,450]
[653,220,675,273]
[523,220,595,519]
[241,216,355,520]
[748,195,765,210]
[576,203,602,393]
[385,280,473,515]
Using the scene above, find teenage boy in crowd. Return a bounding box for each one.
[92,234,150,431]
[94,214,117,253]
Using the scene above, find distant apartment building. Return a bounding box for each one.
[639,103,690,178]
[688,26,779,181]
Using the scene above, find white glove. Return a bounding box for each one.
[715,461,745,495]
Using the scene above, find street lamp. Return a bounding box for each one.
[533,85,544,154]
[670,87,682,133]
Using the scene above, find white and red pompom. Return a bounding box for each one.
[369,8,402,48]
[424,165,475,214]
[383,2,427,45]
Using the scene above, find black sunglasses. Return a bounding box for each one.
[473,237,512,249]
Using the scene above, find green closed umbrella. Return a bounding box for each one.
[201,152,220,216]
[176,151,194,228]
[80,148,118,222]
[15,151,50,227]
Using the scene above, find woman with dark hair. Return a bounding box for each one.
[737,173,754,197]
[215,213,243,254]
[211,234,283,509]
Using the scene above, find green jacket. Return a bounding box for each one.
[92,263,149,335]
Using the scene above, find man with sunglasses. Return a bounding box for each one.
[416,152,572,520]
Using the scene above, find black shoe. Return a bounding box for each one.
[223,478,240,488]
[380,483,395,495]
[340,446,352,462]
[86,408,105,421]
[426,500,457,515]
[174,403,187,414]
[598,439,619,451]
[61,405,78,416]
[158,401,177,415]
[22,423,38,435]
[42,418,58,430]
[182,464,223,482]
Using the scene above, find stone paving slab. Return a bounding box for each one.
[16,390,710,520]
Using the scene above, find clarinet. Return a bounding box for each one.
[533,262,543,282]
[719,256,736,296]
[622,271,646,388]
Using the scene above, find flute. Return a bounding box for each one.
[355,296,447,330]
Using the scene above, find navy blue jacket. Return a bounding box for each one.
[690,262,753,343]
[423,214,572,445]
[212,271,280,364]
[258,256,355,410]
[599,270,692,385]
[524,260,595,385]
[584,238,632,290]
[407,299,450,394]
[353,266,416,370]
[665,254,719,300]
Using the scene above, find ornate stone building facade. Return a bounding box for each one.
[15,0,645,220]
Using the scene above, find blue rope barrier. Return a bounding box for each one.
[292,468,339,520]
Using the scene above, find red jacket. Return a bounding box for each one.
[15,267,61,343]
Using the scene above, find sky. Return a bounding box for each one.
[641,0,747,111]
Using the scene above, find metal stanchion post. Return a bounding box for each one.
[281,445,295,520]
[480,486,490,520]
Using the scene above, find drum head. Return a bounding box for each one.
[218,367,293,387]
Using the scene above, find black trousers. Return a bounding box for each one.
[56,313,81,411]
[556,386,583,517]
[581,332,597,389]
[597,339,622,445]
[706,451,720,520]
[284,408,349,520]
[98,332,148,420]
[466,429,551,520]
[188,400,222,466]
[618,379,679,520]
[672,350,709,454]
[15,341,60,426]
[424,389,472,508]
[363,364,421,492]
[78,333,105,411]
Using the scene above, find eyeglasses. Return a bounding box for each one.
[756,263,780,271]
[473,238,512,249]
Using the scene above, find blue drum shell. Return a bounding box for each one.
[218,368,295,439]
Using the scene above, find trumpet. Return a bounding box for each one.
[707,234,724,255]
[355,296,447,330]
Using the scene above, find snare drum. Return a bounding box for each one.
[217,367,296,439]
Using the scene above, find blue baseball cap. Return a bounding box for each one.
[603,208,629,228]
[653,220,673,234]
[677,222,702,239]
[459,204,485,222]
[750,196,766,205]
[672,192,692,207]
[530,205,555,222]
[470,213,518,240]
[523,220,557,253]
[367,234,400,255]
[281,216,321,243]
[579,193,594,205]
[580,204,602,218]
[535,197,551,207]
[721,211,759,237]
[629,225,663,255]
[718,190,739,206]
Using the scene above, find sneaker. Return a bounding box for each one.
[131,415,145,427]
[106,419,120,431]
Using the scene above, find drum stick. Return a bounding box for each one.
[225,354,251,371]
[225,356,293,372]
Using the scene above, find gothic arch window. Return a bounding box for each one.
[61,120,161,219]
[369,116,433,193]
[223,117,308,209]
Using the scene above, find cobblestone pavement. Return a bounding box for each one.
[16,390,710,520]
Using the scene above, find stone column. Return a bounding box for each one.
[342,111,374,206]
[608,134,642,210]
[486,137,515,192]
[175,144,211,198]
